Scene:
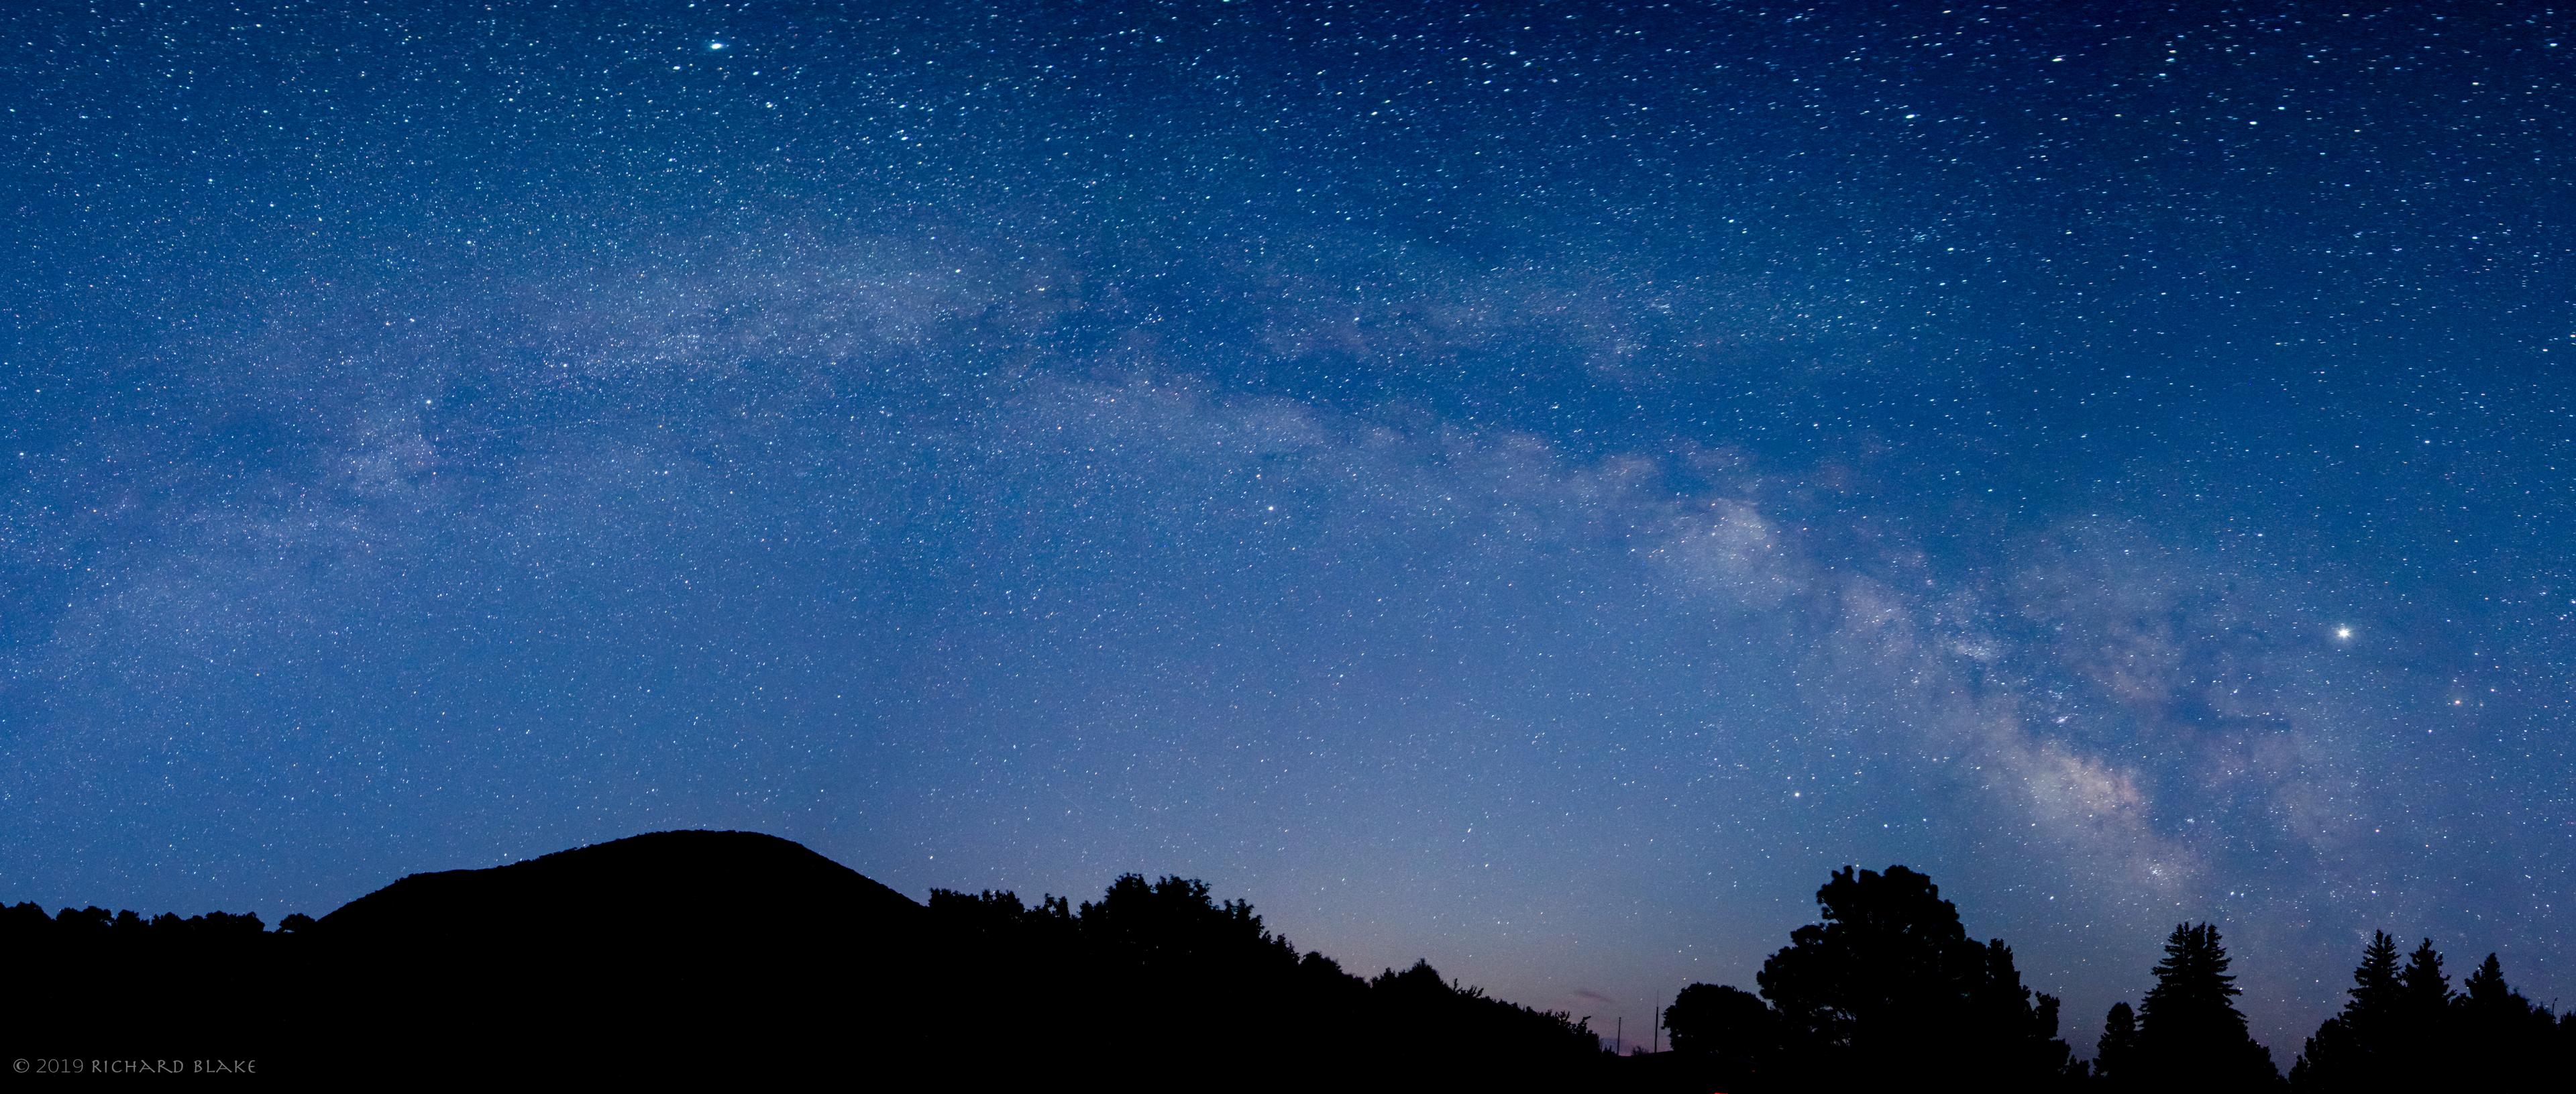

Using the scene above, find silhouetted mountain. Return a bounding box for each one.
[1,832,937,1079]
[311,826,926,998]
[292,830,932,1079]
[3,830,1605,1085]
[315,829,923,944]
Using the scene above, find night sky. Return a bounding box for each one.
[5,0,2572,1054]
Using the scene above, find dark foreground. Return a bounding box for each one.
[4,830,1615,1085]
[7,832,2567,1089]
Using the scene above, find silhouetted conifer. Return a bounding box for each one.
[2351,931,2402,1013]
[2457,952,2512,1010]
[2396,939,2449,1018]
[2445,952,2555,1085]
[2387,938,2453,1084]
[2096,1000,2139,1089]
[2133,923,2278,1089]
[2291,931,2477,1089]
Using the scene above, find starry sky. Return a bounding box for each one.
[4,0,2572,1054]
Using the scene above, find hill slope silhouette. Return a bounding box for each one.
[6,830,1607,1085]
[5,831,939,1079]
[304,830,932,1078]
[313,828,923,948]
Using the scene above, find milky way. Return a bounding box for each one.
[5,1,2571,1052]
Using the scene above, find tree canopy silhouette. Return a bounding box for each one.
[926,869,1603,1083]
[2454,952,2560,1081]
[2291,934,2559,1089]
[2118,922,2279,1089]
[1,900,290,1067]
[2094,1000,2141,1088]
[1663,865,2078,1091]
[1662,982,1778,1077]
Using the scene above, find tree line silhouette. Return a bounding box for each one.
[925,873,1603,1081]
[1656,865,2569,1091]
[2284,931,2562,1088]
[3,835,2567,1087]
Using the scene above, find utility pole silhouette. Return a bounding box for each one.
[1615,1016,1622,1054]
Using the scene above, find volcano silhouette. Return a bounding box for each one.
[297,830,931,1079]
[315,828,924,948]
[10,829,1616,1086]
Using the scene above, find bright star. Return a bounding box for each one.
[708,41,727,51]
[2335,626,2353,641]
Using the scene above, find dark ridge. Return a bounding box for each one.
[313,828,924,945]
[292,830,935,1081]
[7,830,941,1081]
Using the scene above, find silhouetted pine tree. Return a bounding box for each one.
[2095,1001,2139,1089]
[2396,938,2450,1018]
[2449,952,2557,1085]
[2389,938,2454,1083]
[2456,952,2515,1013]
[2291,931,2439,1089]
[2133,923,2279,1089]
[2351,931,2402,1013]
